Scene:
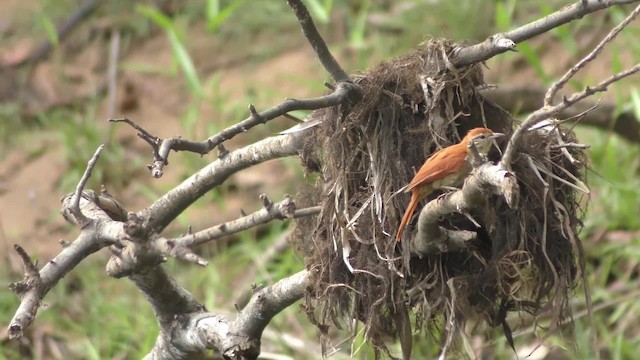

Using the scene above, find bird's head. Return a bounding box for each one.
[464,128,505,155]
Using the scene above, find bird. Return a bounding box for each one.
[395,128,504,241]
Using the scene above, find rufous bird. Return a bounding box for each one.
[396,128,504,241]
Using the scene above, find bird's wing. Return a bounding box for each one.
[406,145,467,191]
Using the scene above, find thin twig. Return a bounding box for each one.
[173,198,319,247]
[70,144,105,225]
[286,0,351,82]
[481,86,640,142]
[502,63,640,168]
[545,3,640,106]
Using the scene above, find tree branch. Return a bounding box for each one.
[113,76,359,178]
[286,0,351,83]
[502,63,640,168]
[545,3,640,105]
[481,86,640,142]
[453,0,640,67]
[141,270,309,360]
[171,196,319,248]
[8,195,125,339]
[410,164,519,256]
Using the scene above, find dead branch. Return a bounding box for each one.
[170,196,318,248]
[482,86,640,142]
[138,269,309,360]
[411,163,518,256]
[502,63,640,168]
[8,195,125,339]
[545,4,640,106]
[453,0,640,67]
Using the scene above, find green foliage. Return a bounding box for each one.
[137,4,203,98]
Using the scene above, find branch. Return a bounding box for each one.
[410,164,519,256]
[502,63,640,168]
[545,3,640,105]
[453,0,640,67]
[481,86,640,142]
[140,133,305,234]
[141,270,309,360]
[286,0,351,82]
[172,196,319,248]
[113,80,359,177]
[7,194,125,339]
[148,196,319,267]
[69,144,105,226]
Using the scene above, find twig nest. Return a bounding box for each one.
[292,39,586,356]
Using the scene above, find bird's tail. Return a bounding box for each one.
[396,195,418,242]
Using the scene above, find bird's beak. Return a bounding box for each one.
[490,132,505,139]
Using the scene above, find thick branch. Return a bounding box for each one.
[411,164,518,256]
[142,270,309,360]
[140,133,304,234]
[453,0,639,67]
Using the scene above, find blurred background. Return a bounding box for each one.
[1,0,639,359]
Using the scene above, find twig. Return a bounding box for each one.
[453,0,640,67]
[545,3,640,106]
[70,144,105,225]
[173,197,319,247]
[502,63,640,169]
[481,86,640,142]
[286,0,351,82]
[114,83,357,177]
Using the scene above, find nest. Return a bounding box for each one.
[291,39,587,356]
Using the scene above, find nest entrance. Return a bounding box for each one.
[292,39,587,356]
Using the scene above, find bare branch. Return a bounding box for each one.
[411,164,519,256]
[481,86,640,142]
[69,144,105,225]
[141,133,305,233]
[114,82,358,177]
[453,0,640,67]
[502,63,640,168]
[286,0,351,82]
[545,3,640,106]
[171,196,319,248]
[141,270,309,360]
[8,194,125,339]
